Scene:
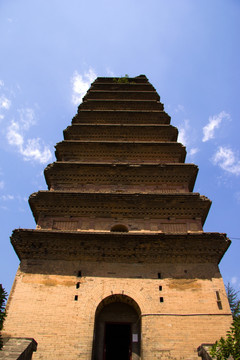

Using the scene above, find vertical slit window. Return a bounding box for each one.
[216,291,222,310]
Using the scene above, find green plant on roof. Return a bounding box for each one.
[113,74,130,83]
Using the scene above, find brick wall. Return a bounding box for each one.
[3,260,232,360]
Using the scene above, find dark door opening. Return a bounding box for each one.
[104,323,131,360]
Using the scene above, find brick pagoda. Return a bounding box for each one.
[3,75,232,359]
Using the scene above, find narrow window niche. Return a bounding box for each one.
[77,270,82,277]
[216,291,223,310]
[76,282,80,289]
[160,297,164,303]
[158,273,162,279]
[159,286,162,291]
[74,295,78,301]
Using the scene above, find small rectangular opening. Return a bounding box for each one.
[77,271,82,277]
[216,291,220,300]
[159,286,162,291]
[216,291,222,310]
[76,282,80,289]
[158,273,161,279]
[74,295,78,301]
[160,297,164,303]
[217,301,223,310]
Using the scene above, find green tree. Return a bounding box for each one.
[210,284,240,359]
[226,282,240,319]
[0,284,7,350]
[210,317,240,360]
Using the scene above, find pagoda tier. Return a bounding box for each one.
[63,124,178,142]
[55,141,186,163]
[29,191,211,229]
[11,229,230,264]
[93,75,151,84]
[44,163,198,193]
[72,110,171,125]
[78,99,164,111]
[83,90,160,101]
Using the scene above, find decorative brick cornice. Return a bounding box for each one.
[11,229,230,264]
[29,191,211,224]
[63,124,178,142]
[55,141,186,163]
[72,109,171,125]
[44,162,198,192]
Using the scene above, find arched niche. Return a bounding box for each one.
[92,294,141,360]
[110,224,129,232]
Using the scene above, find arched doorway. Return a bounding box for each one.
[92,294,141,360]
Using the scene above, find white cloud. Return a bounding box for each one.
[7,121,24,146]
[18,108,36,130]
[174,104,185,113]
[0,95,11,110]
[212,146,240,175]
[189,148,199,156]
[6,108,52,164]
[177,119,189,146]
[202,111,230,142]
[231,276,238,285]
[0,80,4,87]
[1,194,14,201]
[71,68,97,105]
[106,68,115,77]
[0,180,4,189]
[21,138,52,163]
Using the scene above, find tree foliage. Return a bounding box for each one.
[210,317,240,360]
[0,284,7,350]
[113,74,130,83]
[226,282,240,319]
[210,283,240,359]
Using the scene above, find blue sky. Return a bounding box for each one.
[0,0,240,294]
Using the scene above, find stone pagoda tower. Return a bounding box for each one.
[3,75,232,360]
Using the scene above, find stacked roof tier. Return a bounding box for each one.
[11,75,230,262]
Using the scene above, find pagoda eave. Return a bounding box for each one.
[29,191,211,225]
[11,229,230,264]
[44,162,198,192]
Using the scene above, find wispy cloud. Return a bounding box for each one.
[189,148,199,157]
[18,108,35,130]
[6,108,52,164]
[0,180,4,189]
[106,68,115,77]
[1,194,14,201]
[231,276,238,285]
[212,146,240,175]
[178,119,189,146]
[71,68,97,105]
[177,119,200,157]
[0,95,11,110]
[202,111,230,142]
[174,104,185,113]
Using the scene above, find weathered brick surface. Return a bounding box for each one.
[3,261,232,360]
[72,110,171,125]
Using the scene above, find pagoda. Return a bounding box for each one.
[3,75,232,360]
